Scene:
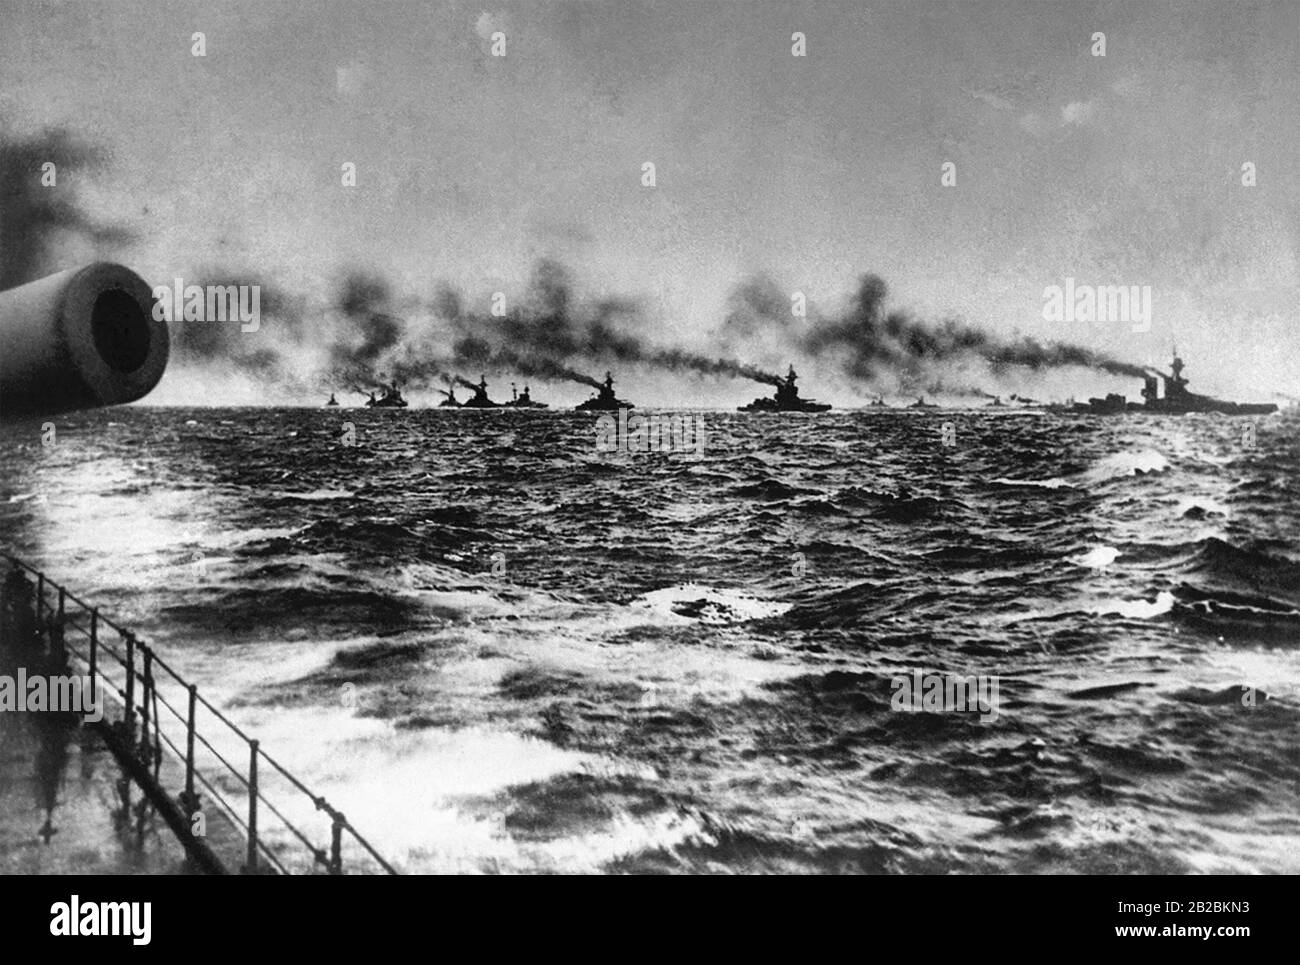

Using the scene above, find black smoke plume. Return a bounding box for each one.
[727,272,1149,391]
[804,274,1149,382]
[168,254,1155,402]
[442,259,783,387]
[329,271,404,385]
[204,259,784,396]
[481,349,603,389]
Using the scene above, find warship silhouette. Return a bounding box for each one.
[460,376,501,409]
[365,383,408,408]
[1069,353,1277,416]
[908,396,938,409]
[325,393,339,407]
[437,385,460,407]
[576,372,634,411]
[504,383,548,409]
[738,366,830,412]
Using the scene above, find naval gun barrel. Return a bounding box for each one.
[0,263,168,419]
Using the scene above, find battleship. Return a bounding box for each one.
[365,383,408,408]
[908,396,938,409]
[503,383,548,409]
[437,385,460,408]
[459,376,501,409]
[575,372,635,411]
[738,366,830,413]
[1069,353,1278,416]
[325,393,339,407]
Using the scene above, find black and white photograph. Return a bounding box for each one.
[0,0,1295,928]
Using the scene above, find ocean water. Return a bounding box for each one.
[2,405,1298,874]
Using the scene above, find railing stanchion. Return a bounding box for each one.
[185,685,197,800]
[176,683,202,838]
[140,648,153,761]
[330,815,344,875]
[124,632,136,737]
[246,740,259,873]
[89,609,98,679]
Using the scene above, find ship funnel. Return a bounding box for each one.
[0,263,169,419]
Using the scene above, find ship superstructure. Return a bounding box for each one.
[738,366,830,413]
[366,383,408,408]
[576,372,635,411]
[1072,353,1277,415]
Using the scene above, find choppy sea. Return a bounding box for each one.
[2,405,1298,873]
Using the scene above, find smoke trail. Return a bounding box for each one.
[166,255,1154,403]
[162,267,344,396]
[644,349,782,385]
[328,271,404,385]
[483,349,602,389]
[173,267,412,396]
[982,338,1148,378]
[796,273,1149,387]
[388,350,448,388]
[175,257,785,397]
[445,259,783,386]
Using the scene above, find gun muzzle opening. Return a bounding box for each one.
[92,288,152,373]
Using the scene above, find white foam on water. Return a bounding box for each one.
[268,488,355,501]
[993,449,1170,491]
[1083,448,1169,482]
[148,590,794,872]
[1194,648,1300,705]
[631,583,792,624]
[1070,545,1120,570]
[219,702,691,873]
[990,476,1074,489]
[1092,591,1176,619]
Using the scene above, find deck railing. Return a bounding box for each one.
[2,552,399,875]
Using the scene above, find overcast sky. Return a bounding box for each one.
[2,0,1297,401]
